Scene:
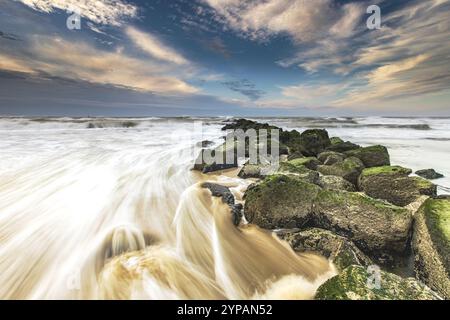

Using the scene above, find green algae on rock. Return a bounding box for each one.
[244,174,321,229]
[344,145,390,168]
[317,156,365,185]
[315,265,441,300]
[412,197,450,299]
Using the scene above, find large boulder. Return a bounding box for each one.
[277,163,320,184]
[412,197,450,299]
[344,145,390,168]
[415,169,444,180]
[238,162,273,179]
[312,190,412,263]
[278,228,372,272]
[318,175,356,192]
[299,129,331,156]
[317,151,345,165]
[358,166,437,206]
[326,141,360,153]
[330,137,344,145]
[283,157,320,170]
[195,142,239,173]
[317,157,365,185]
[244,175,321,229]
[315,265,441,300]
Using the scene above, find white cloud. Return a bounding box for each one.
[0,36,198,94]
[17,0,137,26]
[125,27,189,65]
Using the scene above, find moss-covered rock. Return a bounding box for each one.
[317,157,365,185]
[277,162,320,184]
[412,198,450,299]
[312,190,412,262]
[221,118,279,131]
[415,169,444,180]
[285,157,320,170]
[358,166,437,206]
[330,137,344,145]
[299,129,331,156]
[315,265,441,300]
[317,151,345,165]
[238,163,271,179]
[244,174,321,229]
[278,228,372,272]
[344,145,390,168]
[194,141,240,173]
[318,175,356,192]
[326,141,361,153]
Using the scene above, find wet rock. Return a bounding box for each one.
[317,151,345,165]
[238,162,276,179]
[299,129,331,156]
[193,142,239,173]
[312,190,412,262]
[315,265,441,300]
[283,157,320,170]
[201,183,242,226]
[358,166,437,206]
[221,118,278,131]
[415,169,444,180]
[326,141,361,153]
[244,175,321,229]
[317,157,365,185]
[196,140,214,148]
[330,137,344,145]
[344,145,390,168]
[318,175,356,192]
[277,163,320,185]
[278,228,372,272]
[287,151,305,161]
[412,197,450,299]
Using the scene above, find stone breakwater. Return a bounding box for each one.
[194,118,449,300]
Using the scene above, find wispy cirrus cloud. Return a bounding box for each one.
[125,27,189,65]
[16,0,138,26]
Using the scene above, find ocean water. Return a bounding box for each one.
[0,116,448,299]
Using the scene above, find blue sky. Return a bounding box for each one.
[0,0,449,116]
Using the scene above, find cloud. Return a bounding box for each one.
[0,31,19,40]
[222,79,266,100]
[0,36,198,94]
[125,27,189,65]
[203,0,363,42]
[17,0,137,26]
[200,37,231,59]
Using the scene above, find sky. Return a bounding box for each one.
[0,0,449,116]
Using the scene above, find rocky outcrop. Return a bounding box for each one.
[344,145,390,168]
[412,197,450,299]
[244,175,321,229]
[317,157,365,185]
[201,183,243,226]
[312,190,412,263]
[318,175,356,192]
[315,265,441,300]
[358,166,437,206]
[278,228,372,272]
[299,129,331,156]
[415,169,444,180]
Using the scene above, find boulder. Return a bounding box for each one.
[330,137,344,145]
[238,163,269,179]
[344,145,390,168]
[286,151,304,161]
[299,129,331,156]
[202,183,242,226]
[315,265,441,300]
[278,228,372,272]
[317,157,365,185]
[283,157,320,170]
[318,175,356,192]
[317,151,345,165]
[196,142,239,173]
[412,197,450,299]
[415,169,444,180]
[358,166,437,206]
[312,190,412,262]
[221,118,278,131]
[326,141,360,153]
[277,163,320,184]
[244,175,321,229]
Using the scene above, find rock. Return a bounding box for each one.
[244,175,321,229]
[412,197,450,299]
[330,137,344,145]
[315,265,441,300]
[284,157,320,170]
[287,151,305,161]
[415,169,444,180]
[344,145,390,168]
[277,163,320,184]
[317,151,346,166]
[299,129,331,156]
[312,190,412,262]
[318,175,356,192]
[196,140,214,148]
[201,183,242,226]
[221,118,278,131]
[326,141,361,153]
[358,166,437,206]
[317,157,365,185]
[238,162,275,179]
[193,142,239,173]
[278,228,372,272]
